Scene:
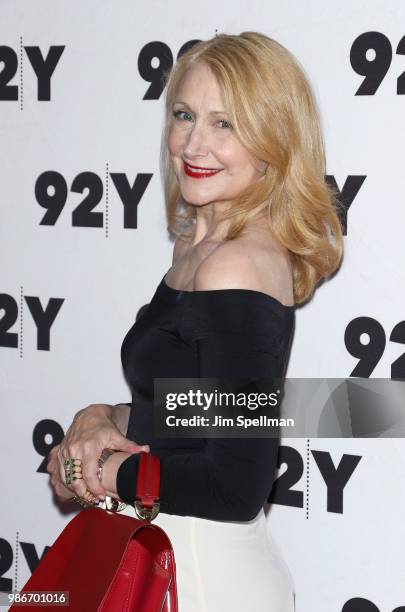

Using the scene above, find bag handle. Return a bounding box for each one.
[134,451,160,521]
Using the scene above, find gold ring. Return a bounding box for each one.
[63,458,82,486]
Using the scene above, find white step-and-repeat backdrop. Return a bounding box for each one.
[1,2,405,610]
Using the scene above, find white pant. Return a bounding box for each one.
[121,504,295,611]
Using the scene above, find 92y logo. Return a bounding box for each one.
[270,446,362,514]
[138,40,201,99]
[0,44,64,101]
[0,292,64,351]
[350,32,405,95]
[345,318,405,378]
[35,170,152,229]
[0,537,50,592]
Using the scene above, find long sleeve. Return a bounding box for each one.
[117,293,294,521]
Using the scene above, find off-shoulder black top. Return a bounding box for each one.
[116,271,295,521]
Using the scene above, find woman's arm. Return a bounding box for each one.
[115,336,286,521]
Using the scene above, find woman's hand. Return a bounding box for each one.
[47,403,149,504]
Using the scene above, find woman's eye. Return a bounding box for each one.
[173,110,192,121]
[172,110,232,130]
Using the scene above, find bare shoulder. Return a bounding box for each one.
[194,236,294,306]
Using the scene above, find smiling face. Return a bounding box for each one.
[167,61,267,209]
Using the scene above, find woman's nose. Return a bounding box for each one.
[183,124,209,158]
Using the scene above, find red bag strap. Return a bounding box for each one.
[134,451,160,520]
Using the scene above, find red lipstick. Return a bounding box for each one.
[183,161,223,179]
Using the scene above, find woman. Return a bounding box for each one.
[47,31,343,610]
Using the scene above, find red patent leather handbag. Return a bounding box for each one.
[11,452,178,612]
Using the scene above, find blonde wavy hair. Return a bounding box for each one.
[160,31,344,305]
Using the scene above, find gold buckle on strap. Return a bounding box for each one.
[134,500,160,521]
